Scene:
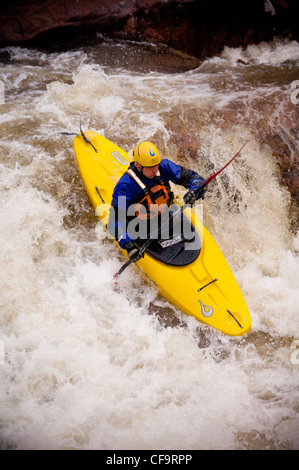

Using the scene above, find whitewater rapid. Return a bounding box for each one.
[0,39,298,450]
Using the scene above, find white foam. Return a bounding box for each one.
[0,41,298,450]
[212,39,299,66]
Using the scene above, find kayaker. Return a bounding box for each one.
[107,141,206,262]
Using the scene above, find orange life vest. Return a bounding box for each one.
[127,168,173,220]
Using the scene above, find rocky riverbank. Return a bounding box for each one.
[0,1,298,210]
[0,1,298,58]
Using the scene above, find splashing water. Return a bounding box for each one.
[0,39,299,450]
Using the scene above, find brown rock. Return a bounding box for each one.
[0,1,298,59]
[0,0,298,207]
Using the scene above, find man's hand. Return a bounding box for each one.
[183,186,206,205]
[183,190,196,205]
[124,241,143,263]
[196,185,206,200]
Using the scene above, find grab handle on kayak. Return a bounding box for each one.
[80,118,98,153]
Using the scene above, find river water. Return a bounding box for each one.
[0,38,298,450]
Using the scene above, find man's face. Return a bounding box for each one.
[143,164,160,179]
[137,163,159,179]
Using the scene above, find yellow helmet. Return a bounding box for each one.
[133,142,161,167]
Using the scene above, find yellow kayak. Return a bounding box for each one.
[73,131,251,336]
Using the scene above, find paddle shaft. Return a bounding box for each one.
[114,140,248,278]
[114,203,183,279]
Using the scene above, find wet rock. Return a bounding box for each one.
[267,132,299,208]
[163,104,299,212]
[0,0,298,207]
[0,1,298,58]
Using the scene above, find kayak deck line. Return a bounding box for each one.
[95,185,105,204]
[197,278,218,292]
[226,309,243,329]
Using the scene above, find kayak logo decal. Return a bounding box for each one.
[198,300,213,317]
[111,151,128,166]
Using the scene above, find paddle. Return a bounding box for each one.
[113,140,248,280]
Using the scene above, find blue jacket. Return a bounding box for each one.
[108,159,204,248]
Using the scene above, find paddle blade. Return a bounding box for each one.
[202,140,249,189]
[194,140,249,200]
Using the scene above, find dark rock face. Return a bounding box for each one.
[0,0,298,208]
[0,1,298,58]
